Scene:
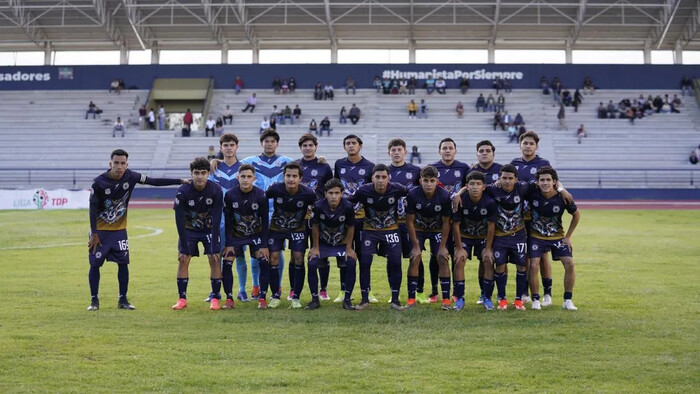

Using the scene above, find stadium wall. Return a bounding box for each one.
[0,64,696,91]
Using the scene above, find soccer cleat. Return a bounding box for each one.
[428,293,440,303]
[405,298,417,309]
[236,291,249,302]
[319,290,330,301]
[290,299,303,309]
[355,301,370,310]
[333,291,345,303]
[483,298,495,310]
[250,286,260,300]
[117,299,136,310]
[562,300,578,310]
[87,299,99,311]
[452,295,458,303]
[172,298,188,310]
[306,300,321,310]
[416,292,430,304]
[287,291,295,301]
[531,300,542,310]
[222,299,235,309]
[521,295,531,304]
[513,299,526,311]
[542,294,553,307]
[497,299,508,310]
[204,292,214,302]
[257,299,267,309]
[454,298,465,311]
[210,298,221,310]
[390,302,405,311]
[342,300,356,310]
[368,292,378,303]
[268,298,281,309]
[476,295,486,305]
[441,299,452,310]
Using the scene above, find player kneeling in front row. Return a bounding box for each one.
[527,166,580,310]
[172,158,224,311]
[307,179,358,310]
[405,166,453,310]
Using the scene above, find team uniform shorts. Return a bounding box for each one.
[178,230,219,256]
[528,237,572,260]
[268,230,307,252]
[460,236,487,261]
[226,235,264,257]
[89,229,129,267]
[416,231,444,256]
[361,229,402,259]
[493,229,528,266]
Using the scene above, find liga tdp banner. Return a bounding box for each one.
[0,189,90,210]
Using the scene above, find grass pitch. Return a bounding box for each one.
[0,209,698,393]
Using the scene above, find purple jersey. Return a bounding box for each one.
[452,194,498,239]
[173,181,223,233]
[349,182,408,231]
[266,183,316,232]
[334,156,374,218]
[430,159,470,194]
[310,198,356,247]
[528,190,577,240]
[511,155,551,184]
[405,186,452,233]
[299,157,333,200]
[389,162,421,223]
[465,162,502,185]
[486,182,534,236]
[223,186,269,245]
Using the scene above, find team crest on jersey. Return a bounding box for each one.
[463,209,469,215]
[358,169,366,175]
[320,214,325,219]
[364,240,371,246]
[122,183,129,190]
[530,168,537,175]
[532,244,539,251]
[232,202,239,208]
[492,174,499,181]
[340,168,346,174]
[514,196,520,203]
[188,200,195,206]
[553,206,560,213]
[175,198,180,205]
[480,208,488,215]
[388,197,395,204]
[494,251,500,258]
[251,203,259,210]
[296,201,304,208]
[311,169,318,176]
[406,173,413,179]
[417,204,422,210]
[367,198,374,204]
[455,171,461,177]
[435,205,442,212]
[95,252,102,258]
[533,200,539,207]
[206,198,213,205]
[339,215,345,222]
[276,198,283,204]
[269,239,274,245]
[105,188,111,195]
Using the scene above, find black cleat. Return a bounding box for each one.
[355,300,370,310]
[87,299,99,311]
[117,299,136,310]
[342,300,356,310]
[305,300,321,310]
[390,302,405,311]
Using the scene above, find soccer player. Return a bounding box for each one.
[348,164,408,310]
[222,164,271,309]
[297,133,333,300]
[528,166,580,310]
[404,166,452,309]
[171,158,224,311]
[265,162,317,308]
[334,134,375,303]
[308,179,358,310]
[241,129,293,300]
[87,149,186,311]
[387,138,424,303]
[451,171,497,310]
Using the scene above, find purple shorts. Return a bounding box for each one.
[89,229,129,267]
[529,237,572,260]
[460,237,487,261]
[416,231,443,256]
[268,230,307,252]
[179,230,219,257]
[493,229,527,266]
[361,230,402,259]
[227,235,264,257]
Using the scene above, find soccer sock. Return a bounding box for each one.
[235,255,247,293]
[250,257,260,287]
[532,293,540,301]
[117,264,129,300]
[388,257,402,304]
[210,278,222,299]
[407,276,418,299]
[516,271,527,301]
[88,266,100,299]
[564,291,573,300]
[522,271,530,297]
[319,259,330,291]
[543,277,553,296]
[429,254,439,295]
[258,258,270,300]
[288,260,295,291]
[454,280,465,299]
[339,266,347,292]
[494,272,507,300]
[478,275,485,296]
[307,258,319,301]
[439,277,451,301]
[278,253,285,289]
[344,257,356,302]
[483,278,495,299]
[293,265,305,299]
[222,260,234,299]
[177,278,189,299]
[359,254,372,302]
[417,261,425,293]
[270,265,280,299]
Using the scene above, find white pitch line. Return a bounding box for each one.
[0,225,164,251]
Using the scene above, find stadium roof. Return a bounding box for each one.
[0,0,698,53]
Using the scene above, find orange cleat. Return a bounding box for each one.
[172,298,187,310]
[251,286,260,300]
[257,299,267,309]
[222,299,235,309]
[441,299,452,310]
[513,299,526,311]
[210,298,221,310]
[497,299,508,310]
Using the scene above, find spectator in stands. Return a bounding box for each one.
[672,94,683,109]
[147,108,155,130]
[503,78,512,94]
[435,77,447,94]
[309,119,318,134]
[272,77,282,94]
[486,94,496,112]
[492,78,502,95]
[583,76,594,95]
[460,76,470,94]
[289,77,297,93]
[606,100,617,118]
[399,78,408,94]
[207,145,217,160]
[184,108,193,130]
[425,75,435,94]
[85,101,98,119]
[345,76,356,95]
[215,117,224,136]
[597,102,607,118]
[320,116,332,136]
[661,101,671,114]
[562,89,572,106]
[205,116,216,137]
[242,93,257,113]
[681,76,693,96]
[540,76,550,94]
[573,89,583,112]
[557,104,568,130]
[514,113,524,126]
[653,95,664,113]
[507,123,518,143]
[391,78,399,94]
[626,107,636,123]
[689,145,700,164]
[271,105,282,123]
[493,111,504,131]
[281,105,293,125]
[502,111,512,126]
[281,79,289,94]
[314,82,323,100]
[577,124,587,144]
[234,76,243,95]
[418,99,428,119]
[552,80,562,104]
[269,116,277,131]
[324,83,335,100]
[476,93,486,112]
[373,76,382,92]
[109,79,121,94]
[455,101,464,118]
[408,77,416,95]
[293,104,302,120]
[382,77,391,94]
[517,124,526,141]
[223,105,233,125]
[158,104,166,130]
[139,105,147,129]
[410,145,421,164]
[260,116,270,133]
[113,117,125,138]
[496,94,505,112]
[348,104,361,125]
[339,106,347,124]
[408,100,418,119]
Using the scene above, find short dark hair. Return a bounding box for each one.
[298,133,318,147]
[111,149,129,159]
[420,166,439,179]
[519,130,540,144]
[476,140,495,152]
[190,157,211,172]
[343,134,363,145]
[388,138,406,150]
[439,137,456,150]
[466,171,485,183]
[219,133,239,145]
[536,166,558,182]
[324,178,344,192]
[499,164,518,177]
[260,129,280,143]
[372,163,390,176]
[238,164,255,174]
[283,161,302,176]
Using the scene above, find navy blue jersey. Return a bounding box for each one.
[511,156,551,184]
[452,194,498,239]
[430,159,470,194]
[266,183,317,232]
[486,182,535,236]
[389,162,421,223]
[465,162,503,185]
[334,156,374,218]
[310,198,356,247]
[299,157,333,200]
[173,181,223,233]
[223,186,269,245]
[528,190,577,240]
[349,182,408,231]
[208,160,241,193]
[405,186,452,233]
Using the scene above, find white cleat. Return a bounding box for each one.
[521,295,531,304]
[542,294,552,307]
[562,299,578,310]
[531,300,541,310]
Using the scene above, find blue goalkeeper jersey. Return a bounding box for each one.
[241,153,294,218]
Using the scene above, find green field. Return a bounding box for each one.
[0,209,698,393]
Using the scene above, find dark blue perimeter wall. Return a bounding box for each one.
[0,64,696,91]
